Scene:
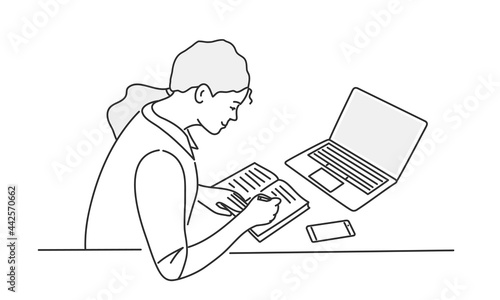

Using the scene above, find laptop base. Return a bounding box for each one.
[285,139,396,211]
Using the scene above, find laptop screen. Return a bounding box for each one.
[330,88,427,179]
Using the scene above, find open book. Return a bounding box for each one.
[213,163,309,242]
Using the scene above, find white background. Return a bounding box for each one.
[1,0,499,299]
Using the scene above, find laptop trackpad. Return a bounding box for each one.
[309,169,343,192]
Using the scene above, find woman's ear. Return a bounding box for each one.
[195,84,213,104]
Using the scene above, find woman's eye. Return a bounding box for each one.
[230,106,236,111]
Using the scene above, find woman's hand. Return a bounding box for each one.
[197,186,247,216]
[238,194,281,228]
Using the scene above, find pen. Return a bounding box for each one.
[257,194,271,201]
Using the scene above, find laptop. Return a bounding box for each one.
[285,87,427,211]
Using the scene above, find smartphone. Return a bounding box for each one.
[306,220,355,243]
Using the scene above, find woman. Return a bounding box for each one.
[84,39,280,280]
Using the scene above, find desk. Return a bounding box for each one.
[188,178,360,253]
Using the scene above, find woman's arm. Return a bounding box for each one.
[134,150,189,280]
[135,150,278,280]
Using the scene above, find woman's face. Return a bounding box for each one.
[198,88,249,135]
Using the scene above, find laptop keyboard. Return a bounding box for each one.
[308,142,388,194]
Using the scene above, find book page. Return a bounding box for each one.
[214,163,278,200]
[252,180,309,236]
[261,180,306,206]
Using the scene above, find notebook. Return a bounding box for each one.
[214,163,309,242]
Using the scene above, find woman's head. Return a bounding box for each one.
[170,40,252,134]
[107,40,252,138]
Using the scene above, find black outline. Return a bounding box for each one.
[83,111,140,249]
[134,149,189,281]
[213,162,309,242]
[306,220,355,243]
[308,168,344,193]
[81,40,278,281]
[41,36,450,283]
[285,87,428,211]
[107,84,171,139]
[329,87,428,181]
[229,249,454,255]
[38,248,141,252]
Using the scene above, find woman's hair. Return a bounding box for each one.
[107,39,251,138]
[170,39,250,95]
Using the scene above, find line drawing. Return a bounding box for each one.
[81,39,298,281]
[306,219,355,243]
[285,87,428,211]
[229,249,455,254]
[212,163,310,242]
[36,39,451,281]
[38,248,142,252]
